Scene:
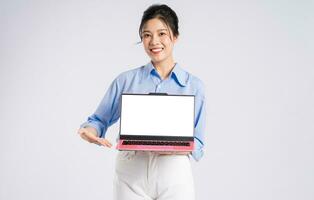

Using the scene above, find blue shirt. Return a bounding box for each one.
[81,62,206,161]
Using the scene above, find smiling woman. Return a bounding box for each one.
[139,4,179,79]
[78,4,206,200]
[141,18,178,79]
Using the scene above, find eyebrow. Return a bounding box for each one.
[142,29,168,33]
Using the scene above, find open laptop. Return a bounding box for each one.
[116,93,195,151]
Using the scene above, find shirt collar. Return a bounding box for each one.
[143,61,188,87]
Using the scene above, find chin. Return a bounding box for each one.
[151,59,164,64]
[150,56,166,63]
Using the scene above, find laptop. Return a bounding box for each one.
[116,93,195,151]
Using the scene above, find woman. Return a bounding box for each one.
[78,4,206,200]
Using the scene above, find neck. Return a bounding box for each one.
[152,57,175,80]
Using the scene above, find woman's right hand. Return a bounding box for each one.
[78,127,112,148]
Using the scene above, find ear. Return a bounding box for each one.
[173,35,179,44]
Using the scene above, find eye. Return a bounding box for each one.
[142,33,151,38]
[159,32,167,36]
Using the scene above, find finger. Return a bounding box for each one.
[89,138,102,146]
[96,138,113,148]
[157,151,190,155]
[175,151,190,155]
[157,151,173,155]
[103,139,113,148]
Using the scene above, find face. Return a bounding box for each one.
[141,18,177,65]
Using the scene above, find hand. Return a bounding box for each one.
[78,127,112,148]
[156,151,190,155]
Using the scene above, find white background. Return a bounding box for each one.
[1,0,313,200]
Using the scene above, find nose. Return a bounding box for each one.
[149,34,160,46]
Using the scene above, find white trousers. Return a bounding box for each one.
[114,151,195,200]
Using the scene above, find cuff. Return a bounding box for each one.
[80,122,102,138]
[191,138,204,161]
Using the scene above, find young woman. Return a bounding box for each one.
[78,4,206,200]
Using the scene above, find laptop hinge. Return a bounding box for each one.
[148,92,168,95]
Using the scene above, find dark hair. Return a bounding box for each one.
[138,4,179,42]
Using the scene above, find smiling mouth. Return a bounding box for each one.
[150,48,164,53]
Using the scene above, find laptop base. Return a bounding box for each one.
[116,140,194,151]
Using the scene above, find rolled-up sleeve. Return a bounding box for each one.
[191,81,206,161]
[80,77,121,138]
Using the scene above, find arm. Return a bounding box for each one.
[191,80,206,161]
[78,77,121,146]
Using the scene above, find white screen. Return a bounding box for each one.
[120,95,194,137]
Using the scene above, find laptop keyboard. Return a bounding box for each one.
[122,140,190,146]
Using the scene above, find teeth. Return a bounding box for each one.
[151,48,162,52]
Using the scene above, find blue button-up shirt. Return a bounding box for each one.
[81,62,206,161]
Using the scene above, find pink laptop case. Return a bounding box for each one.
[116,140,194,151]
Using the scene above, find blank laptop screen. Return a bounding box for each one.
[120,94,194,137]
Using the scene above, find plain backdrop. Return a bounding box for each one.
[1,0,313,200]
